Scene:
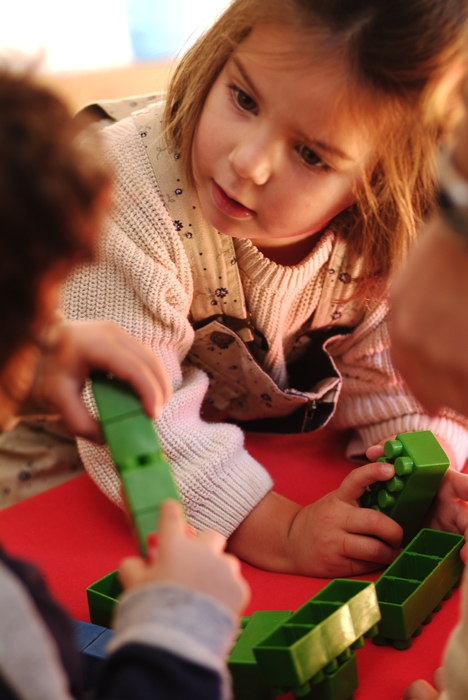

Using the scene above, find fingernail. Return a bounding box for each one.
[380,463,394,477]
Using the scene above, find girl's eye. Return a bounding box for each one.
[297,144,328,169]
[232,87,257,113]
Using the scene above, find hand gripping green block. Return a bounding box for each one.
[252,580,380,694]
[91,372,181,555]
[360,431,450,546]
[373,528,463,649]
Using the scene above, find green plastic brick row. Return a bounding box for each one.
[228,579,379,698]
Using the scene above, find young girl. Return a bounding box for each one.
[0,67,247,700]
[63,0,468,577]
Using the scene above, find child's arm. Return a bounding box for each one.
[227,460,402,577]
[95,500,249,700]
[26,319,172,442]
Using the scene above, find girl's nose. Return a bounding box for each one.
[228,130,279,185]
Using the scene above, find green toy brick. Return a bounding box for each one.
[374,528,463,648]
[312,579,380,642]
[91,371,143,424]
[132,509,160,553]
[101,413,164,472]
[306,649,358,700]
[228,610,293,700]
[86,570,122,628]
[253,580,379,691]
[253,602,354,688]
[361,431,450,545]
[120,463,180,513]
[91,373,182,556]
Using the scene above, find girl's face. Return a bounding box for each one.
[192,24,378,257]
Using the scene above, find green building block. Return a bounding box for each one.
[312,579,380,644]
[86,570,122,628]
[361,431,450,545]
[373,528,463,649]
[252,580,380,694]
[304,649,358,700]
[91,374,143,423]
[229,610,293,700]
[91,372,181,555]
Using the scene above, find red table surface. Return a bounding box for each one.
[0,427,464,700]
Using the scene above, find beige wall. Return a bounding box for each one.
[40,59,175,112]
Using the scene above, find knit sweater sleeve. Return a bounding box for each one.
[327,296,468,469]
[61,117,272,537]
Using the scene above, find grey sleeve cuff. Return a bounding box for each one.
[107,583,238,697]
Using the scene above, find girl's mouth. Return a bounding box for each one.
[212,181,255,219]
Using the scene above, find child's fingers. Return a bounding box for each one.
[446,468,468,502]
[118,556,148,589]
[156,500,187,550]
[343,506,403,549]
[52,377,103,442]
[433,667,445,693]
[196,529,227,553]
[341,530,400,567]
[337,461,395,503]
[81,320,172,418]
[95,345,172,419]
[402,679,440,700]
[365,434,397,462]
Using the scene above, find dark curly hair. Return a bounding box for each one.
[0,68,110,369]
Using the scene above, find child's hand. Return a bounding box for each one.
[287,460,402,577]
[119,500,250,616]
[403,667,444,700]
[424,468,468,562]
[29,319,172,442]
[228,461,402,578]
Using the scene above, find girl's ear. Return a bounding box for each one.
[425,60,467,135]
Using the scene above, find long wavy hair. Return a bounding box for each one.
[164,0,468,294]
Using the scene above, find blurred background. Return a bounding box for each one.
[0,0,230,109]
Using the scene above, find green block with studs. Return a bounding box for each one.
[360,431,450,545]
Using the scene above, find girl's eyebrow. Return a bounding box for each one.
[231,56,259,97]
[308,138,355,163]
[231,55,355,164]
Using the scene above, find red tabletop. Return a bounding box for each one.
[0,427,463,699]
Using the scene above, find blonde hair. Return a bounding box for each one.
[164,0,468,291]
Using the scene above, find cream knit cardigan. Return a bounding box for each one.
[62,115,468,536]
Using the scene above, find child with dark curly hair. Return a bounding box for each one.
[0,67,248,700]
